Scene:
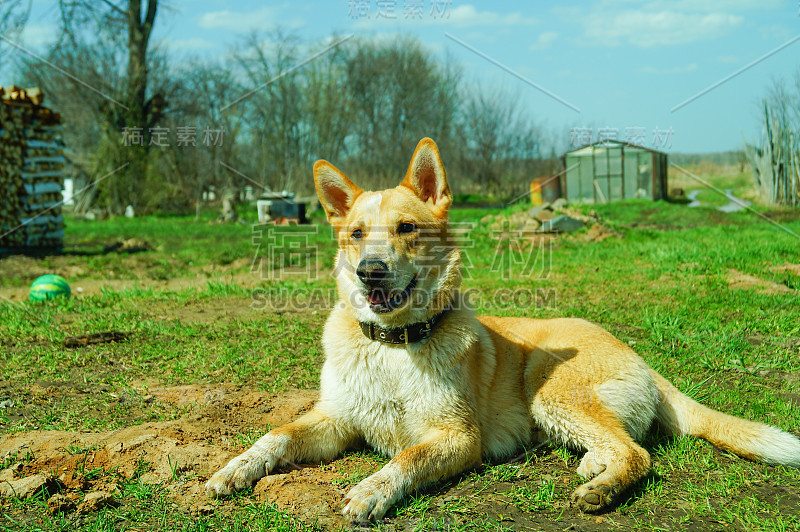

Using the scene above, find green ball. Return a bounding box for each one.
[30,274,71,301]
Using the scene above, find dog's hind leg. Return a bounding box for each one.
[569,415,651,512]
[531,393,651,512]
[206,407,356,497]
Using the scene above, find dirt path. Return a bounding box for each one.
[686,188,753,212]
[717,188,752,213]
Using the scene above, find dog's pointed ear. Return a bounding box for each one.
[401,138,451,217]
[314,160,363,226]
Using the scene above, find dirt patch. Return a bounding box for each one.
[581,223,622,243]
[0,386,397,529]
[726,269,795,295]
[0,255,88,285]
[0,274,262,302]
[770,262,800,276]
[253,468,351,530]
[1,386,317,477]
[0,388,322,511]
[762,209,800,223]
[0,254,261,302]
[145,384,318,421]
[139,297,266,324]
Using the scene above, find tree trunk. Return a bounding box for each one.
[122,0,157,213]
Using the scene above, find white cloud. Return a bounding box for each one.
[758,24,796,42]
[166,37,216,52]
[457,30,498,44]
[354,4,538,29]
[644,0,783,11]
[584,10,743,47]
[20,23,57,49]
[530,32,558,51]
[198,6,303,31]
[448,5,538,27]
[717,55,740,64]
[638,63,699,74]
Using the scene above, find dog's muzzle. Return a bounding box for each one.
[356,259,416,314]
[356,259,391,289]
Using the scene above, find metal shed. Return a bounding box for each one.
[562,140,667,204]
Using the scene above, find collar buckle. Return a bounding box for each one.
[419,321,432,337]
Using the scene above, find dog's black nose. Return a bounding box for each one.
[356,260,390,286]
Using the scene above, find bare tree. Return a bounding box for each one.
[303,37,355,167]
[18,22,126,210]
[58,1,157,124]
[343,36,462,187]
[156,60,245,212]
[0,0,31,73]
[458,84,542,196]
[231,31,357,197]
[53,0,160,213]
[18,25,549,211]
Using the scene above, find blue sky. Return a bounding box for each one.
[12,0,800,153]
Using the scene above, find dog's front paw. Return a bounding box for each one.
[571,481,615,512]
[205,452,274,498]
[576,451,606,479]
[342,473,400,522]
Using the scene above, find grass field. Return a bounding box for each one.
[1,167,800,531]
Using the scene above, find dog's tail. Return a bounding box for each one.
[651,369,800,467]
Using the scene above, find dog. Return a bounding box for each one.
[206,138,800,521]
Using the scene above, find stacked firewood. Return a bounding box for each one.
[0,85,65,251]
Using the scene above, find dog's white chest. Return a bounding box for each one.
[319,341,446,456]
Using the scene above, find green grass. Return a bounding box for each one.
[1,189,800,530]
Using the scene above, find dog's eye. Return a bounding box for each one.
[398,222,416,234]
[351,229,363,240]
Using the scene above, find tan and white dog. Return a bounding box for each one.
[206,138,800,521]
